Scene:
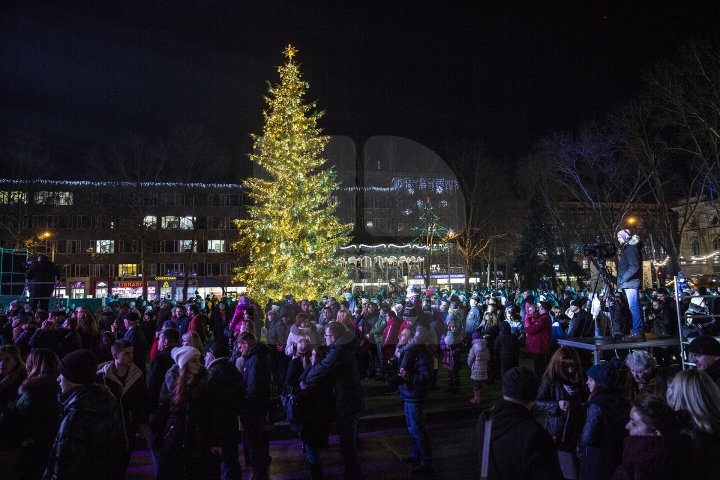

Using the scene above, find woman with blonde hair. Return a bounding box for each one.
[666,369,720,478]
[667,369,720,435]
[334,307,356,332]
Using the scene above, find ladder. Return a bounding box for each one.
[674,275,720,370]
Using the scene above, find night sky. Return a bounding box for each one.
[2,0,719,175]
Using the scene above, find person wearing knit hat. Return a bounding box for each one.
[47,349,126,479]
[477,367,562,478]
[579,362,630,480]
[58,348,99,388]
[156,345,224,479]
[686,336,720,387]
[170,345,202,371]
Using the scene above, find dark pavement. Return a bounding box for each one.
[126,370,509,479]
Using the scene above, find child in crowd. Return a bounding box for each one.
[467,331,489,404]
[440,320,464,393]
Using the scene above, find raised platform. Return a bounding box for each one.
[558,336,679,364]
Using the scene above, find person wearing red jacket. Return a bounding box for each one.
[525,301,552,379]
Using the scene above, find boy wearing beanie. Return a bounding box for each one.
[44,349,126,480]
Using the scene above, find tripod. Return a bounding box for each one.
[588,257,615,338]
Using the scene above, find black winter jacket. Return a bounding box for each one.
[0,375,61,480]
[617,237,643,289]
[207,356,244,443]
[146,347,176,411]
[42,384,125,480]
[240,342,271,418]
[478,399,563,480]
[533,379,587,451]
[399,346,432,402]
[493,331,520,367]
[579,391,629,480]
[304,330,364,418]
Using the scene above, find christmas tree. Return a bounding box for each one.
[234,45,352,305]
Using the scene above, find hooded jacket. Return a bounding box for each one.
[241,341,271,418]
[467,338,490,381]
[617,235,643,289]
[398,345,432,402]
[42,384,125,480]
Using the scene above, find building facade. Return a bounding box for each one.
[0,179,245,300]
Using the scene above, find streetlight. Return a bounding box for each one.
[39,231,54,262]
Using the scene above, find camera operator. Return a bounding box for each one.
[616,229,644,336]
[25,254,59,312]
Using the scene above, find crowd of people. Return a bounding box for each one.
[0,273,719,479]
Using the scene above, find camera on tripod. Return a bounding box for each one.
[583,239,617,260]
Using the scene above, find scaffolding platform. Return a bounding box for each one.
[557,336,679,365]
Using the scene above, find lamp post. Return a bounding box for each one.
[39,231,54,262]
[445,230,455,288]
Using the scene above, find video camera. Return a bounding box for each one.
[583,238,617,260]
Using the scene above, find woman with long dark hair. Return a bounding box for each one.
[0,348,60,480]
[153,346,222,479]
[533,346,588,479]
[0,345,26,411]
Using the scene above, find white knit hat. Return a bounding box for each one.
[171,346,201,369]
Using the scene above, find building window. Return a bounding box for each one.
[96,240,114,254]
[0,191,28,204]
[179,240,197,252]
[161,216,195,229]
[692,240,701,256]
[34,191,73,205]
[714,237,720,251]
[207,240,225,253]
[145,263,157,277]
[118,264,138,277]
[143,216,157,228]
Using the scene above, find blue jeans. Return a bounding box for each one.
[624,288,643,334]
[403,400,432,465]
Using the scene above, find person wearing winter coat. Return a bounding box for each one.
[237,332,272,480]
[25,255,58,312]
[440,320,464,393]
[494,320,520,376]
[0,349,61,480]
[533,347,588,479]
[380,309,401,363]
[525,302,552,379]
[477,367,563,480]
[297,344,332,480]
[0,345,26,412]
[267,309,291,393]
[43,349,125,480]
[616,229,644,335]
[284,313,320,356]
[122,312,148,376]
[206,342,245,480]
[467,331,490,404]
[397,335,434,475]
[578,362,630,480]
[465,298,482,340]
[301,322,364,480]
[96,339,151,472]
[610,394,690,480]
[153,346,223,480]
